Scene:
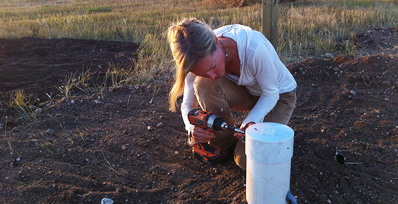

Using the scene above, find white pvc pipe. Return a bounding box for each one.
[245,122,294,204]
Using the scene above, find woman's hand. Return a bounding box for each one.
[191,125,215,144]
[234,122,256,138]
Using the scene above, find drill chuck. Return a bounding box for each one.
[206,114,224,131]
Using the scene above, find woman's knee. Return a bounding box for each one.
[193,77,218,100]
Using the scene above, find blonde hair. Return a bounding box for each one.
[167,18,217,112]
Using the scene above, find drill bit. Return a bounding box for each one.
[230,126,245,134]
[222,123,245,133]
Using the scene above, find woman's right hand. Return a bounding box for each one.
[234,122,255,138]
[190,125,215,144]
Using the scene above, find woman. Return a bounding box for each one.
[167,18,296,170]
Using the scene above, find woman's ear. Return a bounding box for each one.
[215,37,220,46]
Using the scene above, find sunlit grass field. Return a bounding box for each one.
[1,0,397,83]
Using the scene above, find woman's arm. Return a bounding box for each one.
[181,73,198,133]
[241,41,280,127]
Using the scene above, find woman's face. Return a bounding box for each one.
[190,42,226,80]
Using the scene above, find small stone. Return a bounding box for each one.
[35,108,42,115]
[121,145,127,150]
[46,128,55,135]
[94,100,102,104]
[174,151,179,155]
[101,198,114,204]
[325,53,334,58]
[156,122,164,128]
[147,126,153,131]
[15,158,21,162]
[70,100,75,104]
[350,90,357,96]
[382,80,392,86]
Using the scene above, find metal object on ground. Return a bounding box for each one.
[335,147,363,165]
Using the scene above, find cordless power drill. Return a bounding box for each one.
[187,109,244,165]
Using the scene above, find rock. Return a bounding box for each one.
[382,80,392,86]
[156,122,164,128]
[101,198,114,204]
[46,128,55,135]
[325,53,334,58]
[34,108,42,117]
[147,126,153,131]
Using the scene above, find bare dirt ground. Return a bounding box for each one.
[0,28,397,204]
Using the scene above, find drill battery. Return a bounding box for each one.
[193,143,223,165]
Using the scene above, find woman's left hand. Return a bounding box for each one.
[234,122,256,138]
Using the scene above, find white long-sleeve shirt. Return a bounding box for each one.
[181,24,297,133]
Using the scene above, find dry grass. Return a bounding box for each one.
[8,90,37,119]
[58,69,92,97]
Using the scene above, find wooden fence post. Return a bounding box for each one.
[262,0,279,49]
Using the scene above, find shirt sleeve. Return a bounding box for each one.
[242,44,280,126]
[181,73,198,133]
